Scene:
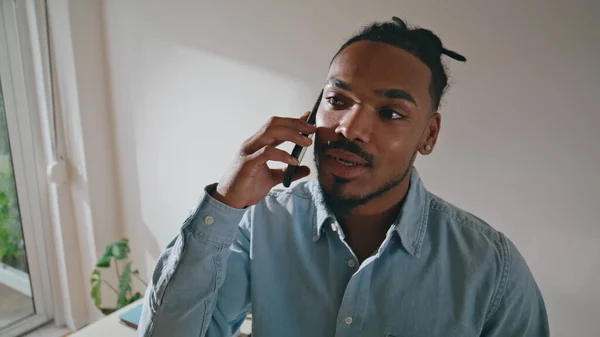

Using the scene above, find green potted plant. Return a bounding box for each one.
[0,190,27,271]
[90,238,147,315]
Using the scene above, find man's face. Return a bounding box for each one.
[314,40,439,210]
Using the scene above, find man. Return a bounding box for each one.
[138,17,549,337]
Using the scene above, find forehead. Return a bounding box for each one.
[328,41,432,105]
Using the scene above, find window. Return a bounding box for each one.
[0,86,36,333]
[0,0,55,336]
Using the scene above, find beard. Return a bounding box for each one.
[314,137,419,218]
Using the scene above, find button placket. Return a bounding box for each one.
[335,252,373,336]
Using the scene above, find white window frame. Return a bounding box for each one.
[0,0,56,336]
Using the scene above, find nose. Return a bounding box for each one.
[334,106,373,143]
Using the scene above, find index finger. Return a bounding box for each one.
[270,114,317,134]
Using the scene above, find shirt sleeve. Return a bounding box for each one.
[481,236,550,337]
[137,184,252,337]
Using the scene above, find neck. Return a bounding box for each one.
[336,176,411,262]
[339,177,409,229]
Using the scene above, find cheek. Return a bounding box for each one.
[315,111,340,144]
[374,130,416,166]
[315,109,337,129]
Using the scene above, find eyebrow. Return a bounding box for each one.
[327,78,351,91]
[327,77,417,106]
[376,89,417,105]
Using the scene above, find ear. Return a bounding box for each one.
[419,113,441,155]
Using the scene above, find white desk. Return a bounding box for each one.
[69,302,140,337]
[69,301,252,337]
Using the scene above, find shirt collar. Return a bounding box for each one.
[308,168,430,258]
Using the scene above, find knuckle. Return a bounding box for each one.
[262,146,276,156]
[266,116,280,126]
[240,139,251,153]
[258,123,275,140]
[255,125,268,138]
[263,146,284,160]
[257,146,270,156]
[241,133,258,150]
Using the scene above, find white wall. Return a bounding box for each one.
[101,1,600,335]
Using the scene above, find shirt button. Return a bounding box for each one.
[331,223,337,231]
[344,316,353,325]
[347,259,356,268]
[204,215,214,225]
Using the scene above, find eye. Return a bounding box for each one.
[326,96,346,108]
[380,108,405,120]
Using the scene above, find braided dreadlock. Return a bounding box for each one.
[334,16,466,110]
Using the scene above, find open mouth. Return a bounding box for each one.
[322,152,370,180]
[331,156,367,167]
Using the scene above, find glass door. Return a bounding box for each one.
[0,0,55,336]
[0,76,35,330]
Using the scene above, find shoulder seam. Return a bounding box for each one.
[484,233,511,323]
[429,199,498,239]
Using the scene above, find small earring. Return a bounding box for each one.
[425,145,432,152]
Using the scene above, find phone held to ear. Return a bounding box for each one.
[282,90,323,188]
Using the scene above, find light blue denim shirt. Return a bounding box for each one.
[138,169,548,337]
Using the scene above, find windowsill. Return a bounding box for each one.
[0,262,31,297]
[22,322,71,337]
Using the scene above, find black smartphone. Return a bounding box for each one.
[282,90,323,187]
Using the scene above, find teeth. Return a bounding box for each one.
[335,157,359,166]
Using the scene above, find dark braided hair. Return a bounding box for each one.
[333,16,466,111]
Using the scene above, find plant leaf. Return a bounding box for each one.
[96,245,113,268]
[111,239,130,260]
[128,292,143,304]
[0,192,9,221]
[117,261,132,308]
[90,269,102,309]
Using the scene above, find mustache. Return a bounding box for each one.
[318,139,375,165]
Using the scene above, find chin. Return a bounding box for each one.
[332,188,369,202]
[317,169,371,200]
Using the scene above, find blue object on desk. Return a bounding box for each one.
[119,303,143,330]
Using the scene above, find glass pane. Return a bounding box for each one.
[0,79,34,329]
